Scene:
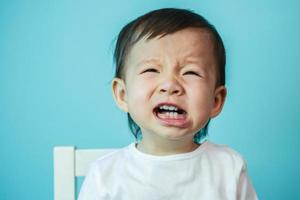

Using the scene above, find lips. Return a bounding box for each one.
[153,102,189,127]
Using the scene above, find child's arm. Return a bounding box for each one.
[236,160,259,200]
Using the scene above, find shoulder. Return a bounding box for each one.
[79,146,132,199]
[203,140,247,169]
[88,143,132,172]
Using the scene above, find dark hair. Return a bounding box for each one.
[113,8,226,143]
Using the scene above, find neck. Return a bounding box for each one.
[136,139,200,156]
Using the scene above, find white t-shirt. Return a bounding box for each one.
[78,140,258,200]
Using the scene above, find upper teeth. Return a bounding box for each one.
[159,105,178,111]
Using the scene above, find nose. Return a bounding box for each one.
[158,76,184,96]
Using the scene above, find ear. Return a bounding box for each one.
[111,78,128,112]
[210,86,227,118]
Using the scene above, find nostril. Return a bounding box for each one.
[158,81,183,95]
[159,89,181,95]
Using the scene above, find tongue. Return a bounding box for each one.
[157,111,186,120]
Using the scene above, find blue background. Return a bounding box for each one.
[1,0,299,199]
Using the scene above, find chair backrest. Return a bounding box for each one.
[53,146,117,200]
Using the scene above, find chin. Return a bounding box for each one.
[159,131,193,141]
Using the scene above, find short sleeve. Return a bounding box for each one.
[77,163,109,200]
[236,160,259,200]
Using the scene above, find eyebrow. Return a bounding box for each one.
[135,58,161,68]
[134,56,208,70]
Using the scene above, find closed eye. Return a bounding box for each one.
[141,68,159,74]
[183,71,201,77]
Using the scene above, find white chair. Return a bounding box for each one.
[53,146,117,200]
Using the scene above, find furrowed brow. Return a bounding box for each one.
[135,58,161,68]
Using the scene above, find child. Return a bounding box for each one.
[78,8,258,200]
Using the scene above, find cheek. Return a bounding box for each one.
[125,81,153,126]
[127,80,151,106]
[188,86,215,112]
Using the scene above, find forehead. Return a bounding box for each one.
[126,28,216,67]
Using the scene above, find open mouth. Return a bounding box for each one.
[153,103,187,120]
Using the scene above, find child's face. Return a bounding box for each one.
[112,28,226,144]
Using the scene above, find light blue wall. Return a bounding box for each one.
[1,0,299,199]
